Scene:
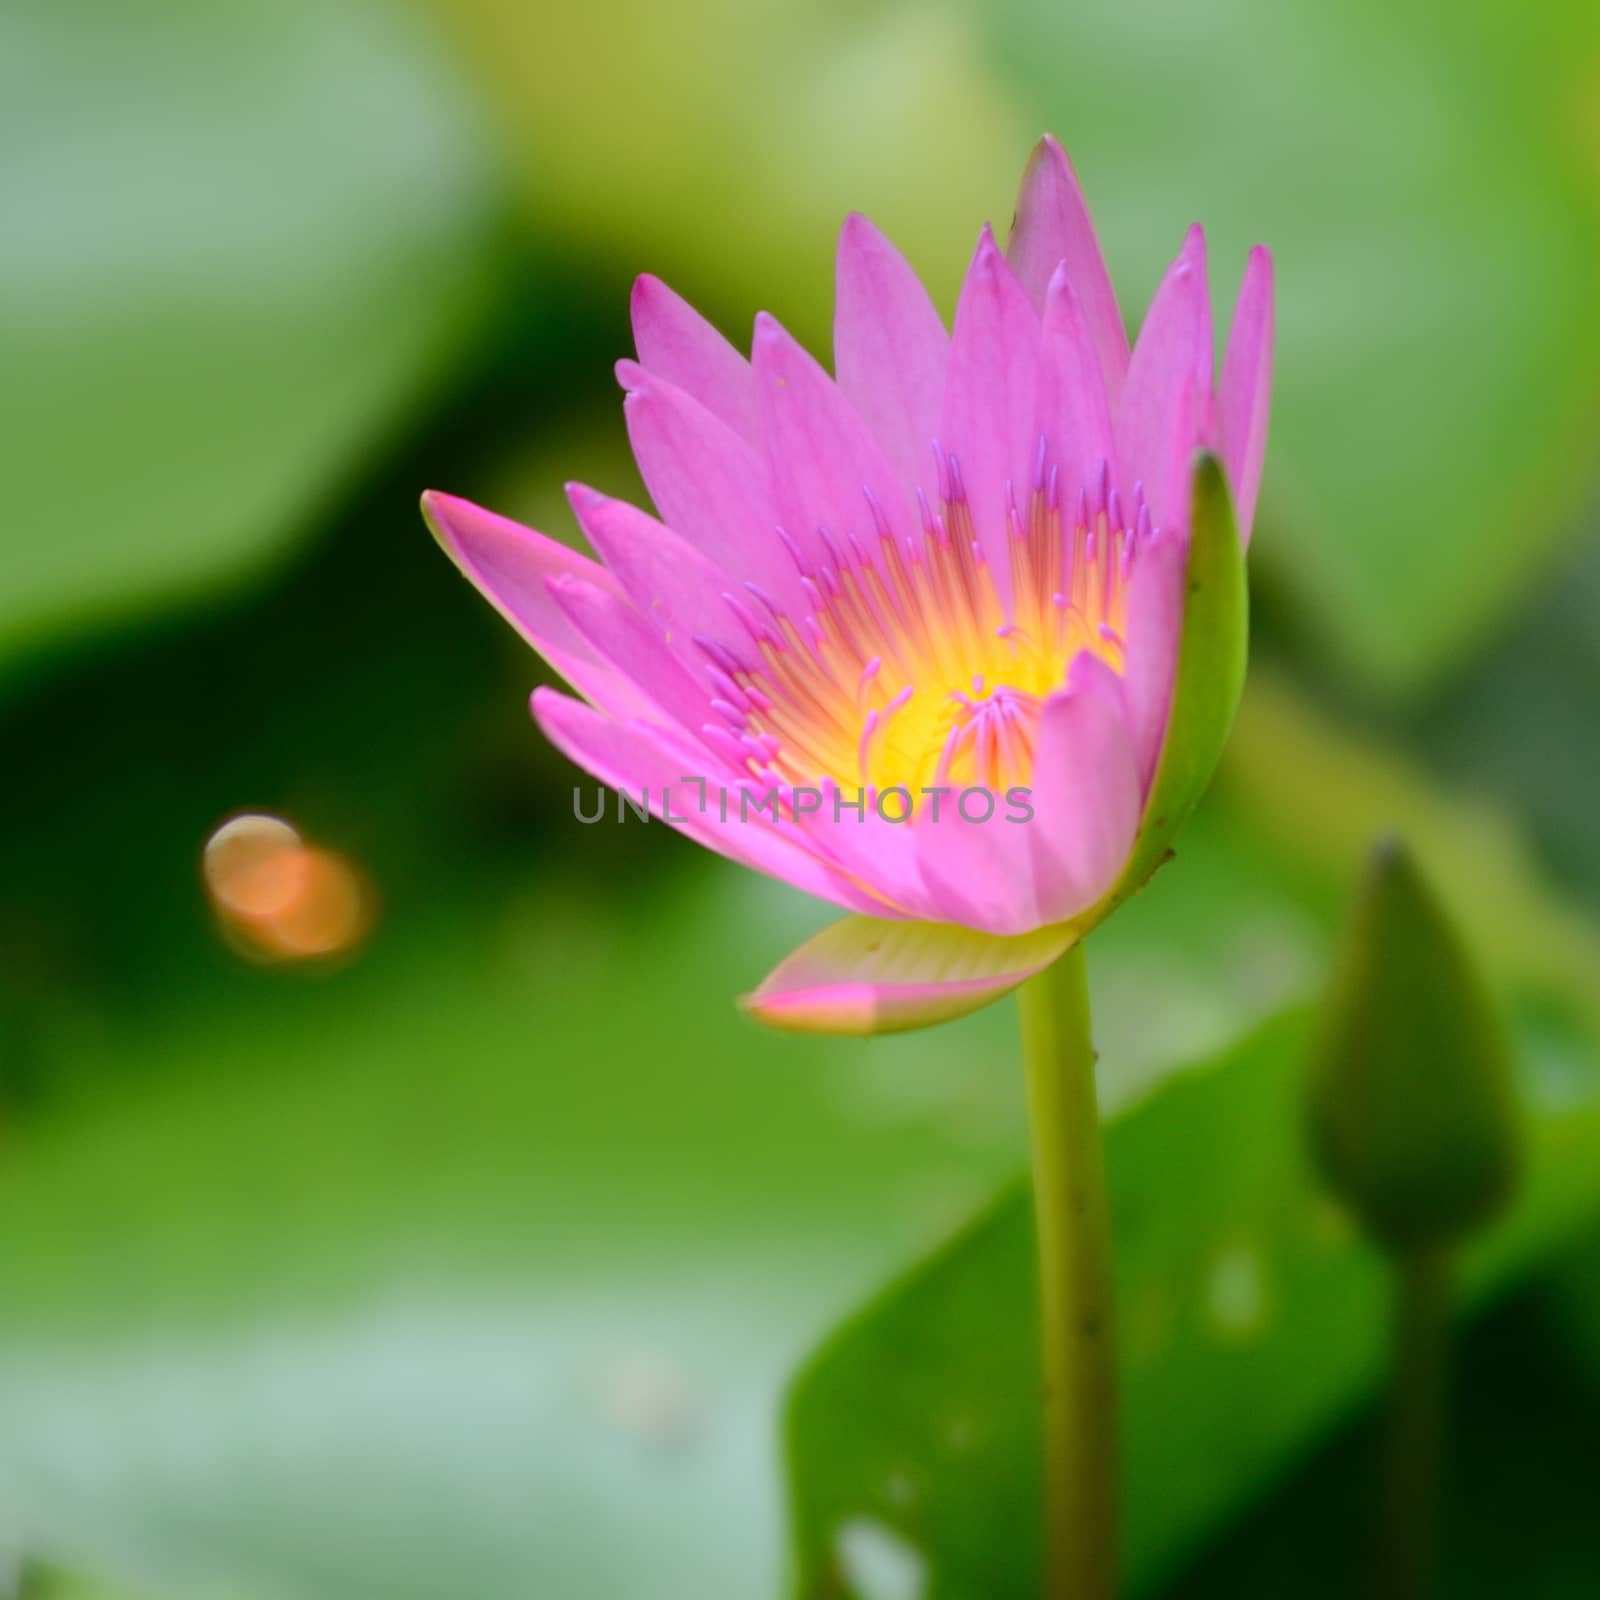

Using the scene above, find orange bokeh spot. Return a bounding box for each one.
[203,813,372,965]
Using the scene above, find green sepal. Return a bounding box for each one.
[1093,450,1249,922]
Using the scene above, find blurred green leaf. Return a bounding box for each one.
[427,0,1022,343]
[1221,672,1600,1032]
[784,998,1600,1597]
[1409,526,1600,915]
[0,0,505,677]
[0,865,1041,1600]
[19,1565,161,1600]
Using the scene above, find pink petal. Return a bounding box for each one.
[422,490,657,721]
[1037,263,1117,517]
[532,688,891,917]
[751,311,915,580]
[546,575,712,737]
[1026,653,1144,923]
[1006,135,1130,406]
[617,362,809,618]
[742,914,1076,1036]
[565,484,737,672]
[833,213,949,505]
[1119,528,1188,786]
[790,785,932,921]
[1219,246,1274,547]
[911,784,1043,937]
[1115,225,1212,537]
[941,226,1041,609]
[630,274,758,444]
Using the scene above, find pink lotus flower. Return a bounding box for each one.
[425,136,1273,1034]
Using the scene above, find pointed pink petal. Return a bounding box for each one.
[422,490,656,721]
[565,484,736,672]
[1119,527,1188,786]
[833,214,949,505]
[1219,246,1274,547]
[546,576,712,736]
[941,227,1041,608]
[1026,653,1144,923]
[630,274,758,444]
[1115,226,1212,537]
[751,311,915,578]
[532,688,890,917]
[617,363,809,618]
[1037,263,1117,517]
[742,915,1075,1035]
[1006,135,1130,406]
[911,785,1043,937]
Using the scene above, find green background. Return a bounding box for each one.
[2,0,1599,1594]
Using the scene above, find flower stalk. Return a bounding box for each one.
[1380,1248,1452,1600]
[1018,943,1117,1600]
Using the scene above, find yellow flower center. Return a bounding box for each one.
[714,465,1134,804]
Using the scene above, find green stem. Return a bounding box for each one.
[1380,1248,1452,1600]
[1018,943,1117,1600]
